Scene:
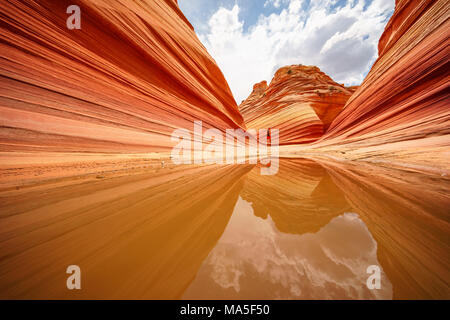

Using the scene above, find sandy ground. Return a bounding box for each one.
[0,152,174,191]
[279,138,450,176]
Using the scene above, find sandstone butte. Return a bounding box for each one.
[239,65,356,145]
[0,0,244,156]
[295,0,449,172]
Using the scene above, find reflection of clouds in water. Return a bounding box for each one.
[184,196,392,299]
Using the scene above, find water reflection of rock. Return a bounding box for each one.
[185,158,449,299]
[318,160,450,299]
[0,164,252,299]
[183,198,392,299]
[0,158,448,299]
[241,158,351,235]
[184,159,392,299]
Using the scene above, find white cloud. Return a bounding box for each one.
[198,0,394,103]
[264,0,287,8]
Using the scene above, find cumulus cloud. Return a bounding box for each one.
[197,0,394,103]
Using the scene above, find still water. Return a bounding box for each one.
[0,159,449,299]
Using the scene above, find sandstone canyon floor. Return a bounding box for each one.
[0,0,449,300]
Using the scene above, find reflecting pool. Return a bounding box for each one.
[0,159,448,299]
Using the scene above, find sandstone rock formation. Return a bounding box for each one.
[239,65,354,145]
[0,0,243,156]
[310,0,450,169]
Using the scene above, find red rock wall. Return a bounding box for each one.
[0,0,244,153]
[239,65,353,145]
[319,0,450,155]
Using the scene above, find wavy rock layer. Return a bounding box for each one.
[0,0,243,154]
[239,65,354,145]
[314,0,450,165]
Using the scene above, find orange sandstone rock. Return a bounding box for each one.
[0,0,244,154]
[239,65,353,145]
[317,0,450,162]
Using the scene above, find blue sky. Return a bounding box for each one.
[178,0,394,103]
